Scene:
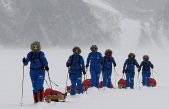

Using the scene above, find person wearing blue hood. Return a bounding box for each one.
[122,53,139,89]
[22,41,49,103]
[138,55,154,86]
[66,46,86,95]
[102,49,116,88]
[86,45,103,88]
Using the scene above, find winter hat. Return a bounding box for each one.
[143,55,149,62]
[30,41,41,52]
[105,49,112,57]
[72,46,81,54]
[90,45,98,52]
[128,53,135,59]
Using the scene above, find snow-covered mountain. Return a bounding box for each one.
[102,0,169,47]
[0,0,168,47]
[0,0,122,47]
[0,0,110,47]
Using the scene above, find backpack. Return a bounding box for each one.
[30,51,44,67]
[70,55,81,67]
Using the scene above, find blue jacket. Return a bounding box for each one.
[139,61,153,72]
[87,52,103,68]
[123,59,139,73]
[66,54,85,73]
[24,51,48,69]
[102,56,116,70]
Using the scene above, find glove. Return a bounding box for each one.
[122,69,125,74]
[114,63,116,67]
[151,66,154,69]
[83,71,86,75]
[22,57,26,64]
[66,62,71,67]
[45,66,49,71]
[138,68,141,72]
[86,64,89,68]
[101,61,103,65]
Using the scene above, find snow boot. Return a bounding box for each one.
[33,93,38,103]
[38,90,44,102]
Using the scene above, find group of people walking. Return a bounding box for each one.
[22,41,154,103]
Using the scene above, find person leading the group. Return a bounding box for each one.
[22,41,49,103]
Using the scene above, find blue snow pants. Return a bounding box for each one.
[125,72,135,89]
[142,71,151,86]
[69,72,83,95]
[30,69,45,93]
[102,69,112,88]
[90,66,101,88]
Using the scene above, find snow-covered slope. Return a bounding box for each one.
[0,1,169,109]
[0,46,169,109]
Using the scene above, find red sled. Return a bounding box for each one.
[149,78,157,87]
[82,79,91,91]
[99,81,113,88]
[44,88,67,103]
[67,85,78,93]
[118,78,127,89]
[67,79,92,93]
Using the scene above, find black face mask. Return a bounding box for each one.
[92,48,97,52]
[32,45,40,52]
[74,49,79,54]
[129,56,135,60]
[143,58,149,62]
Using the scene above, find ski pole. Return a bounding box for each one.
[137,71,141,90]
[20,65,24,106]
[83,73,87,93]
[113,67,117,88]
[152,69,159,76]
[114,67,119,77]
[122,73,125,79]
[151,69,155,79]
[45,78,59,88]
[84,68,88,94]
[50,80,59,87]
[65,68,69,93]
[47,71,53,89]
[45,79,50,88]
[102,72,106,90]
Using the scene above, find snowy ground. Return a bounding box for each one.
[0,46,169,109]
[0,1,168,109]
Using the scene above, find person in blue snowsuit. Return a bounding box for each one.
[138,55,154,86]
[86,45,103,88]
[102,49,116,88]
[122,53,139,89]
[66,46,86,95]
[22,41,49,103]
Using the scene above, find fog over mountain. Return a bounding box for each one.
[0,0,168,47]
